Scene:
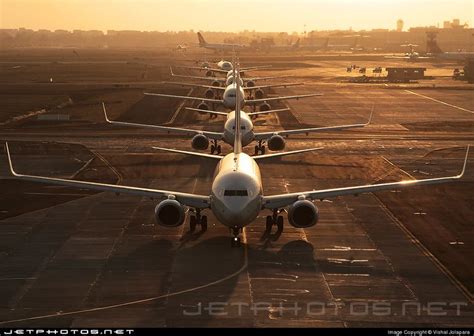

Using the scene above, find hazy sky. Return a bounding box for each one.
[1,0,472,32]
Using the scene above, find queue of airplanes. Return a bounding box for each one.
[4,59,470,247]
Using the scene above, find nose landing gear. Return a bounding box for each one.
[230,227,242,247]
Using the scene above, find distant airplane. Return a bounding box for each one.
[197,32,248,52]
[385,43,432,61]
[169,66,288,88]
[144,82,322,110]
[5,64,469,246]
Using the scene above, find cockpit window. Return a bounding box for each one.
[224,190,248,197]
[232,126,246,130]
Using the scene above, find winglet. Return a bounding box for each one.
[4,142,19,177]
[457,145,470,178]
[170,66,175,76]
[366,105,375,126]
[102,102,112,123]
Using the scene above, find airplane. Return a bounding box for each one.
[385,44,432,61]
[161,80,305,101]
[144,82,322,111]
[174,44,188,52]
[4,63,470,247]
[197,32,249,52]
[101,102,372,155]
[176,63,272,77]
[169,66,289,88]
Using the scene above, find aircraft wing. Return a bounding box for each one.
[247,93,323,104]
[144,92,221,104]
[161,81,225,90]
[152,146,223,160]
[254,111,372,140]
[240,65,272,71]
[246,75,290,81]
[262,146,469,209]
[4,143,210,209]
[243,83,304,91]
[253,147,323,160]
[102,103,222,139]
[247,108,290,116]
[185,107,228,116]
[170,67,226,82]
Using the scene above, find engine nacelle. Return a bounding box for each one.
[154,199,185,227]
[255,89,265,99]
[246,80,256,88]
[205,89,215,99]
[211,80,221,87]
[267,134,285,151]
[192,134,209,150]
[259,102,271,112]
[205,70,213,77]
[287,200,319,228]
[197,102,209,114]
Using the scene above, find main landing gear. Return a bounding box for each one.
[264,209,284,240]
[254,140,266,155]
[231,227,242,247]
[210,139,221,155]
[189,209,208,233]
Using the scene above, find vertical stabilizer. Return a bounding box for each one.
[233,62,242,154]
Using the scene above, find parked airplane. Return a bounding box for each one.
[101,103,372,154]
[169,66,288,87]
[4,64,469,246]
[161,80,304,101]
[197,32,248,52]
[144,83,322,110]
[178,60,271,75]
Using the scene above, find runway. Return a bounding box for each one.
[0,50,473,327]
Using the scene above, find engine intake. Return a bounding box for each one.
[155,199,185,227]
[211,80,221,87]
[246,80,256,87]
[259,102,271,112]
[192,134,210,150]
[205,89,215,99]
[267,134,285,151]
[255,89,265,99]
[288,200,319,228]
[197,102,209,113]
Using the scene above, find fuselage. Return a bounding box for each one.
[223,111,255,147]
[222,84,246,109]
[210,153,262,228]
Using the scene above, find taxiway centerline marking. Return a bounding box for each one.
[404,90,474,114]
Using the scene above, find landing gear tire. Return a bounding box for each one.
[264,216,273,236]
[216,145,221,154]
[201,215,208,232]
[261,145,266,155]
[276,216,283,234]
[254,145,259,155]
[189,215,197,233]
[210,145,215,154]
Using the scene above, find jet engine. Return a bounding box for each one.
[259,102,271,111]
[267,134,285,151]
[155,199,185,227]
[287,200,319,228]
[246,80,256,87]
[255,89,265,99]
[197,102,209,114]
[191,134,210,150]
[205,70,213,77]
[205,89,215,99]
[211,80,221,87]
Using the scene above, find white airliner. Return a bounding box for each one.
[178,60,272,76]
[144,82,322,110]
[197,32,248,52]
[169,66,287,87]
[102,102,372,154]
[4,64,470,247]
